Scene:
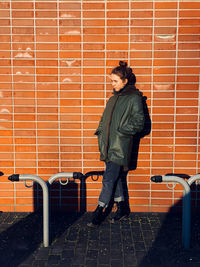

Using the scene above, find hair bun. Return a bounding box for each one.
[111,61,136,85]
[119,61,127,68]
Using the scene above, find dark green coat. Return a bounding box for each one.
[95,84,144,169]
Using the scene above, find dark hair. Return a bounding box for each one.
[111,61,136,85]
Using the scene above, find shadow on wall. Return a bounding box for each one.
[129,95,152,171]
[33,180,80,212]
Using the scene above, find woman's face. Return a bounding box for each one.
[110,74,128,92]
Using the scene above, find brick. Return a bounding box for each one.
[0,1,200,213]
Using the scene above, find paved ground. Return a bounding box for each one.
[0,211,200,267]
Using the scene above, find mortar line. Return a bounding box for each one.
[9,0,16,212]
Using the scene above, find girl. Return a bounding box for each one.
[88,61,145,227]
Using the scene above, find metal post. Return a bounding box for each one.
[151,175,191,249]
[8,174,49,247]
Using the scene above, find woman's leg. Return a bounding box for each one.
[111,171,130,223]
[113,174,125,203]
[98,161,122,208]
[87,161,122,227]
[114,171,129,206]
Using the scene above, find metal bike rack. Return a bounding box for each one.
[187,174,200,186]
[5,170,111,247]
[8,174,49,247]
[48,172,83,186]
[151,174,191,249]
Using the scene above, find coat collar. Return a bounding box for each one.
[113,84,143,96]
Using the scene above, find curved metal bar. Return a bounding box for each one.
[18,175,49,247]
[187,174,200,186]
[84,171,104,178]
[162,175,190,195]
[84,171,104,181]
[166,173,190,179]
[48,172,74,185]
[161,175,191,249]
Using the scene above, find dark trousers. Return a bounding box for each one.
[98,161,128,208]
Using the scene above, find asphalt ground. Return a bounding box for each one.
[0,211,200,267]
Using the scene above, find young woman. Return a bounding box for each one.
[87,61,145,227]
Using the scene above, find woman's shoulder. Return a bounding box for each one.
[128,92,143,101]
[121,85,143,97]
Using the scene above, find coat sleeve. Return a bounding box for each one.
[94,96,114,135]
[94,114,104,135]
[118,95,145,136]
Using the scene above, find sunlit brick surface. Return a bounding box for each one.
[0,0,199,212]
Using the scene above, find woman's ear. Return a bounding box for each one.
[124,79,128,85]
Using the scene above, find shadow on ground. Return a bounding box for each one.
[1,210,200,266]
[139,209,200,267]
[138,178,200,267]
[0,211,82,267]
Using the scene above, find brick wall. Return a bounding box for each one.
[0,0,199,212]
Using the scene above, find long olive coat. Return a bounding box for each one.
[95,84,145,169]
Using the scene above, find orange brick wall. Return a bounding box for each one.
[0,0,199,212]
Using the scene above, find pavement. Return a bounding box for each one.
[0,210,200,267]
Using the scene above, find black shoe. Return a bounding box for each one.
[87,206,104,228]
[110,201,129,223]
